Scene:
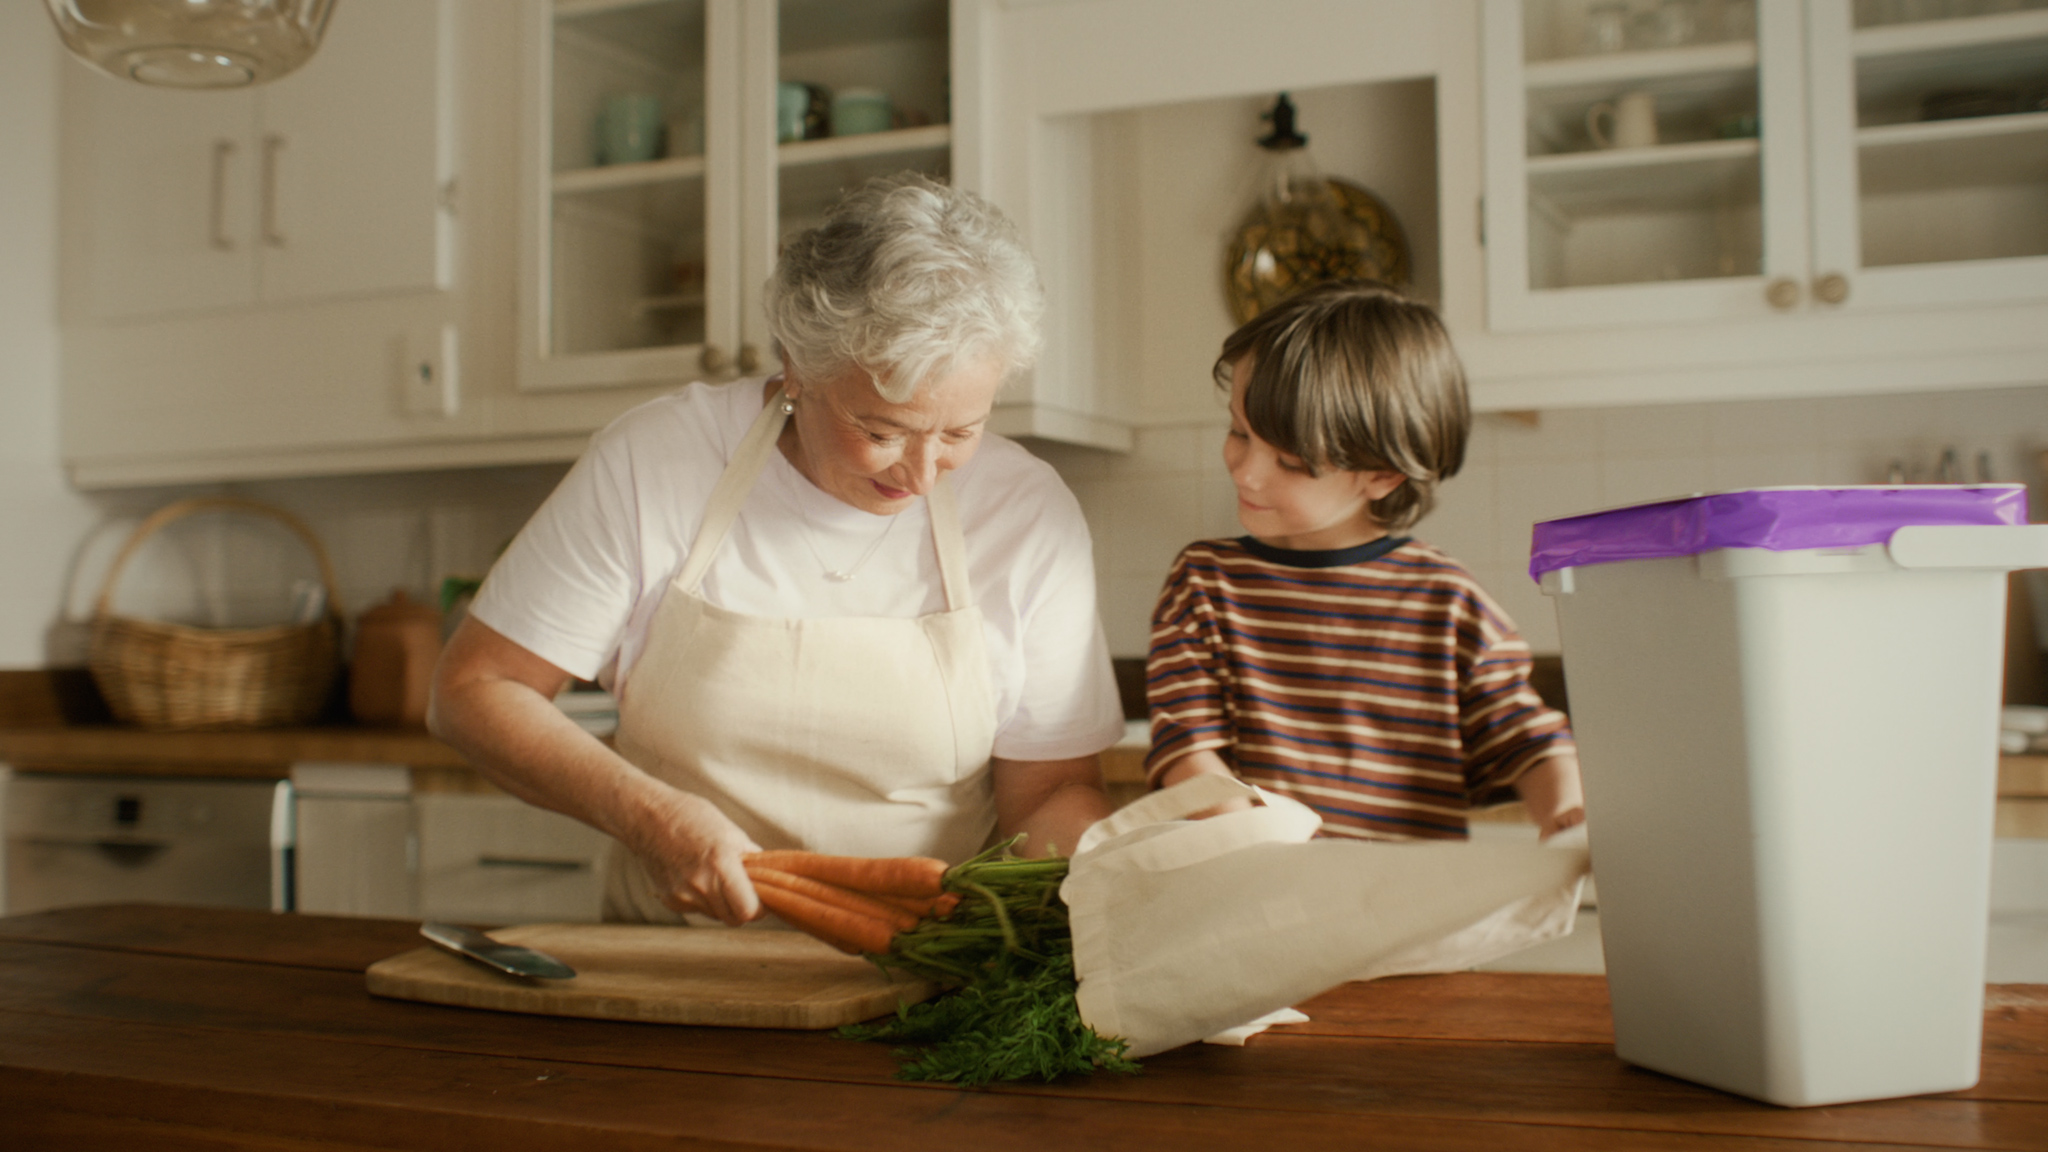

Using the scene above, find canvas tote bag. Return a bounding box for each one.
[1062,774,1591,1058]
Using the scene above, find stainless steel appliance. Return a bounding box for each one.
[2,773,292,915]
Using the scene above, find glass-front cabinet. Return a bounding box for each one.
[1482,0,2048,333]
[519,0,955,392]
[1809,0,2048,313]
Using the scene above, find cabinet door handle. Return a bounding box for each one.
[210,139,237,251]
[700,344,729,374]
[1813,273,1850,306]
[1765,277,1801,310]
[737,343,762,374]
[261,133,286,248]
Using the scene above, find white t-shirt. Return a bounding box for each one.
[471,378,1125,763]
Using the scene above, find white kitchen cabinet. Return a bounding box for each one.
[1806,1,2048,315]
[292,763,420,920]
[416,793,609,925]
[1484,0,2048,331]
[517,0,957,393]
[1456,0,2048,408]
[59,0,662,489]
[69,0,453,321]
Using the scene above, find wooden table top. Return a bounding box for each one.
[1,904,2044,1151]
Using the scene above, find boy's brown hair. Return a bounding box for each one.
[1213,279,1469,532]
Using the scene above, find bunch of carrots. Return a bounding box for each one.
[741,850,961,956]
[741,837,1140,1085]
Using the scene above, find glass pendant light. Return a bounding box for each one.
[44,0,338,89]
[1224,93,1412,324]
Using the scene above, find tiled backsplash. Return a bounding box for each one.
[38,383,2048,668]
[1031,383,2048,657]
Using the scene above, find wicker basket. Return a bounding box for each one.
[88,497,344,730]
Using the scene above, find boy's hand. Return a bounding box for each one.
[1152,749,1254,819]
[1513,756,1587,842]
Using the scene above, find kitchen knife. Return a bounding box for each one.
[420,922,577,980]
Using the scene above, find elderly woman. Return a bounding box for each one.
[429,174,1124,926]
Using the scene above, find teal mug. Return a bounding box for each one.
[776,81,808,143]
[830,88,893,137]
[597,93,663,165]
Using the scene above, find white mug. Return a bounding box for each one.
[1588,90,1658,149]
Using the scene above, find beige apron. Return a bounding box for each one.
[603,387,1000,922]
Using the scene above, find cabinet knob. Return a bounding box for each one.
[699,344,728,374]
[737,344,762,374]
[1813,273,1850,306]
[1765,277,1801,311]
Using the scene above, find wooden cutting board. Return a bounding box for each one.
[365,923,936,1029]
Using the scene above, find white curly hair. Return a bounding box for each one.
[764,172,1045,403]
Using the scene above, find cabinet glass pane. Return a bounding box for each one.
[1520,0,1764,290]
[550,0,707,357]
[1848,5,2048,269]
[775,0,951,239]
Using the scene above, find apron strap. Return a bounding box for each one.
[676,385,791,594]
[927,476,974,613]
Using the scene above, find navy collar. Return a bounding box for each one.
[1236,534,1410,569]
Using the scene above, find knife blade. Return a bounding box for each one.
[420,922,577,980]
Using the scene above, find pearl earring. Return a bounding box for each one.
[780,397,795,415]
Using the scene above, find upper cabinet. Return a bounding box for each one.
[1484,0,2048,331]
[70,0,454,321]
[1463,0,2048,407]
[1807,0,2048,315]
[516,0,956,393]
[1482,0,2048,330]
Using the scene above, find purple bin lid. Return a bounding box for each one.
[1529,485,2030,581]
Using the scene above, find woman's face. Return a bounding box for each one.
[781,356,1005,515]
[1223,356,1406,551]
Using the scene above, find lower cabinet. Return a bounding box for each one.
[292,764,609,925]
[296,793,420,919]
[415,792,608,925]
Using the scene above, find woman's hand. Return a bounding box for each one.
[631,791,764,926]
[431,618,767,924]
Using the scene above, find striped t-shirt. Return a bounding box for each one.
[1145,535,1574,840]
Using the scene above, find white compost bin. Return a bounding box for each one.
[1533,485,2048,1108]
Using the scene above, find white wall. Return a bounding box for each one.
[1031,390,2048,659]
[0,13,99,666]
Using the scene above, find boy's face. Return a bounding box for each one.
[1224,357,1407,551]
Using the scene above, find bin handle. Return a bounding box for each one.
[1887,524,2048,571]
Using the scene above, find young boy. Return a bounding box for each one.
[1146,279,1585,841]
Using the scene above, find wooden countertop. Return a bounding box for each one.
[0,723,471,777]
[1,904,2043,1149]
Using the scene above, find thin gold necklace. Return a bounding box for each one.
[797,496,899,582]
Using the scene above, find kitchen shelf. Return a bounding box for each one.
[1525,44,1760,159]
[1525,41,1758,96]
[1859,111,2048,192]
[1853,7,2048,59]
[555,0,705,70]
[553,154,707,195]
[630,291,706,317]
[1528,138,1760,213]
[1854,14,2048,128]
[777,123,950,169]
